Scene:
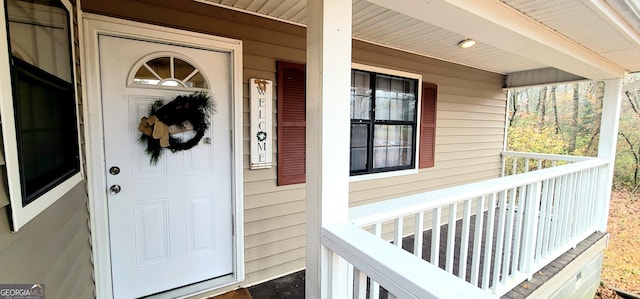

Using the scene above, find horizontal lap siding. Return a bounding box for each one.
[81,0,506,295]
[0,183,94,299]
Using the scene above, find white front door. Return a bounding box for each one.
[99,34,233,298]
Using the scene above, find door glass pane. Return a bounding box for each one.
[185,72,207,89]
[134,65,159,85]
[350,124,369,171]
[174,58,196,81]
[351,70,371,119]
[147,57,171,79]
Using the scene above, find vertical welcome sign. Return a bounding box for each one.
[250,78,273,169]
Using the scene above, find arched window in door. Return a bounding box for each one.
[129,53,209,89]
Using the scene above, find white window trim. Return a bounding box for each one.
[0,0,84,232]
[349,63,422,182]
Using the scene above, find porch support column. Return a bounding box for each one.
[305,0,352,298]
[596,78,623,232]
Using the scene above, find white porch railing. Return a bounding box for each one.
[502,151,592,176]
[322,157,608,298]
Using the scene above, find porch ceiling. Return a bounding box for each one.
[200,0,640,81]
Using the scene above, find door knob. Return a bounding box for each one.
[109,185,121,195]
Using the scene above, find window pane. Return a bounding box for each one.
[375,75,416,121]
[373,125,413,169]
[350,70,371,119]
[14,59,79,205]
[350,124,368,172]
[147,57,171,79]
[174,58,196,81]
[133,65,159,85]
[7,0,72,82]
[185,72,207,89]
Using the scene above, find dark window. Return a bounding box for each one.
[6,0,80,205]
[276,62,437,185]
[350,70,419,175]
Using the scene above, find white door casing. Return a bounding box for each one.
[83,15,244,299]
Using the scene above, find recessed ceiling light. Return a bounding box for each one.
[458,39,477,49]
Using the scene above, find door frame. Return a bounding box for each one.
[82,14,244,298]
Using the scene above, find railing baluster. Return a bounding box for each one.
[571,172,582,239]
[536,179,550,260]
[542,177,555,257]
[482,193,497,290]
[353,268,366,299]
[414,212,424,259]
[502,188,517,281]
[537,159,543,171]
[446,203,457,273]
[471,195,486,286]
[512,183,526,275]
[524,158,530,173]
[492,191,508,290]
[459,199,472,281]
[370,223,381,299]
[431,207,442,266]
[521,181,542,276]
[550,175,565,250]
[581,170,589,233]
[394,217,403,248]
[569,172,580,242]
[587,168,598,227]
[561,173,573,246]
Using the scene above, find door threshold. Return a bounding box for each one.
[143,274,238,299]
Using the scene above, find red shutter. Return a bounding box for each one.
[419,82,437,168]
[277,61,306,185]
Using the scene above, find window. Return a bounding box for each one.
[1,0,81,230]
[276,61,437,185]
[350,69,418,175]
[130,54,208,89]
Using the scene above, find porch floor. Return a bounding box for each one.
[225,221,606,298]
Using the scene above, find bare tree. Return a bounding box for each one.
[537,86,547,130]
[619,132,640,188]
[568,84,580,153]
[550,85,561,135]
[583,82,604,156]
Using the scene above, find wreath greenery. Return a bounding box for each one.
[138,92,215,164]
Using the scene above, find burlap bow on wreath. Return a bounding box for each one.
[138,92,215,164]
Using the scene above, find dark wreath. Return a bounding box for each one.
[138,92,215,164]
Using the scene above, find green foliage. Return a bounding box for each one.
[506,74,640,191]
[508,117,566,154]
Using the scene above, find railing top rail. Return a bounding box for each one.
[350,158,608,226]
[322,224,498,299]
[501,151,593,162]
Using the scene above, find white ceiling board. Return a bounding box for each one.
[200,0,639,79]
